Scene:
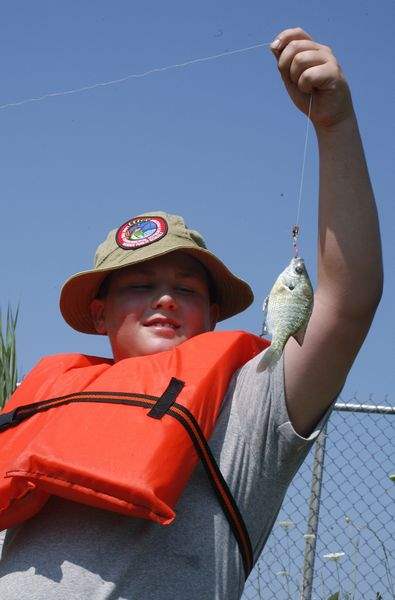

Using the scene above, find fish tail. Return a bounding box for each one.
[256,344,283,373]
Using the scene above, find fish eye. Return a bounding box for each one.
[295,266,303,274]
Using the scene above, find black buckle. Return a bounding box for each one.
[147,378,185,419]
[0,409,18,431]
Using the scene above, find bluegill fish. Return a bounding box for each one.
[257,257,314,372]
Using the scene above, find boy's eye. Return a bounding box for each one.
[127,284,151,290]
[121,283,199,294]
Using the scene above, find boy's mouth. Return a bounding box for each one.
[143,317,180,330]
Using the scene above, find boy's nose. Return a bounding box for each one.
[152,291,177,311]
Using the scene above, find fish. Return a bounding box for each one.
[257,257,314,372]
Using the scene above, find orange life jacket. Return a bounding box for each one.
[0,330,268,576]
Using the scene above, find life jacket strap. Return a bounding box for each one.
[0,408,19,430]
[147,377,185,419]
[163,401,254,578]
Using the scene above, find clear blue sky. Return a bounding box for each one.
[1,0,394,403]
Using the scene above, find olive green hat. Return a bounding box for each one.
[60,211,254,334]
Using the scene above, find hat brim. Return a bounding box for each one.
[60,245,253,335]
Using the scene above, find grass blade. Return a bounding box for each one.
[0,304,19,409]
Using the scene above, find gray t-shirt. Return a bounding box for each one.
[0,351,333,600]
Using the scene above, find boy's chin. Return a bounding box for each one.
[143,336,186,355]
[114,336,188,361]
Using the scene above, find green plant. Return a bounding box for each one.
[323,552,345,599]
[0,304,19,409]
[344,515,394,599]
[276,519,295,599]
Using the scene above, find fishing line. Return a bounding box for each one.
[2,37,313,258]
[0,42,271,111]
[292,92,313,258]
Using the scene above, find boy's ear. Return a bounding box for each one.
[209,303,220,331]
[90,299,107,334]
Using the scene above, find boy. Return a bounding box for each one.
[0,27,382,599]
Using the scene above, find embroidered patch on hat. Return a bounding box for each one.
[116,216,168,250]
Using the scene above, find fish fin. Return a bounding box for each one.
[293,323,308,346]
[256,346,282,373]
[260,296,270,337]
[262,295,269,317]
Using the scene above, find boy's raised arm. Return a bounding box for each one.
[270,28,383,436]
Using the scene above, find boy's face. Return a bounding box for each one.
[90,252,219,362]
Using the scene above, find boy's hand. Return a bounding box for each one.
[271,27,354,130]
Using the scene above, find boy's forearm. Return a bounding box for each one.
[315,113,383,316]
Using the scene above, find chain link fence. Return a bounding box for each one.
[242,397,394,600]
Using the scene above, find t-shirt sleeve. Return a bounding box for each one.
[230,349,337,483]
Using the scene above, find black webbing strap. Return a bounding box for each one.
[145,378,253,576]
[165,402,254,579]
[147,377,185,419]
[0,380,253,578]
[0,408,19,430]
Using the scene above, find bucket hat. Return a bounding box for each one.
[60,211,254,334]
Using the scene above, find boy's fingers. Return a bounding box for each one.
[289,49,327,85]
[276,40,323,77]
[297,63,338,94]
[270,27,313,52]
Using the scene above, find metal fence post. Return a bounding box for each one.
[300,423,328,600]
